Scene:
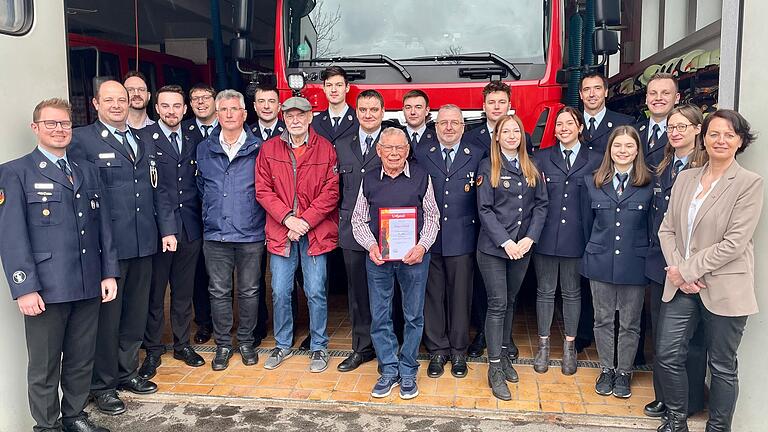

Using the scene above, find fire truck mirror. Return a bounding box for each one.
[235,0,253,34]
[288,0,316,18]
[595,0,621,27]
[594,29,619,56]
[232,38,251,61]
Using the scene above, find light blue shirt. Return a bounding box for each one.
[439,142,460,163]
[196,118,218,138]
[612,166,633,190]
[103,123,138,156]
[358,127,381,156]
[583,107,607,130]
[37,146,68,166]
[158,121,183,153]
[559,141,581,167]
[674,153,689,167]
[648,118,667,141]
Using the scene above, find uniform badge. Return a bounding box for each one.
[480,129,486,134]
[347,115,353,121]
[38,161,47,169]
[189,124,195,131]
[639,124,646,132]
[430,146,436,152]
[476,175,483,186]
[91,200,96,209]
[278,126,284,132]
[0,188,5,206]
[101,129,109,138]
[157,152,163,156]
[464,147,470,155]
[98,153,116,159]
[150,163,158,188]
[152,133,159,140]
[42,209,50,216]
[503,180,511,188]
[426,133,433,139]
[607,122,613,128]
[12,271,26,284]
[464,184,470,193]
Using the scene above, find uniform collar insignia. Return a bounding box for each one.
[101,129,109,138]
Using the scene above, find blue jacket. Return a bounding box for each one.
[533,144,602,257]
[0,149,120,303]
[476,157,548,259]
[581,173,653,285]
[195,127,266,243]
[139,123,204,242]
[69,121,177,260]
[416,141,485,256]
[582,109,635,154]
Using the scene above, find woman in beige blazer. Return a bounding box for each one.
[655,109,764,432]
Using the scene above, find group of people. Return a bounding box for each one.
[0,65,761,432]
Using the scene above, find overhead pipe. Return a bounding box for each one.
[211,0,228,90]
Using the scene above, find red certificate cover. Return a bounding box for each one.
[379,207,418,261]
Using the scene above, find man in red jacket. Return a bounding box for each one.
[255,96,340,373]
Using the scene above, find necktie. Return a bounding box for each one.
[616,172,628,196]
[563,149,573,172]
[170,131,181,155]
[115,129,136,162]
[587,117,596,139]
[411,131,419,146]
[332,117,341,130]
[649,124,660,149]
[201,125,212,138]
[443,148,454,172]
[672,159,684,178]
[364,135,373,155]
[263,128,271,140]
[57,159,73,184]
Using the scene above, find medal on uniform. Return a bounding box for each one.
[42,208,50,216]
[90,200,96,210]
[476,175,483,186]
[150,160,158,188]
[503,180,511,188]
[464,184,470,193]
[468,171,475,186]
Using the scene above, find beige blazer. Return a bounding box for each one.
[658,160,764,316]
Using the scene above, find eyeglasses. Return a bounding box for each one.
[191,95,213,103]
[378,144,409,153]
[217,107,244,114]
[436,120,464,128]
[35,120,73,130]
[666,123,693,133]
[125,87,148,94]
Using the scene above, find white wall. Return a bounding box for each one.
[0,1,69,431]
[731,1,768,430]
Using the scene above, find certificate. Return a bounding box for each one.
[379,207,417,261]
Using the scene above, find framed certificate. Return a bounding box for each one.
[379,207,417,261]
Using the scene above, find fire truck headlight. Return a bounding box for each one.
[288,73,306,91]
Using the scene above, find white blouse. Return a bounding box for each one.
[685,178,720,259]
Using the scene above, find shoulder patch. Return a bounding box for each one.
[12,271,26,284]
[476,175,483,186]
[0,188,5,206]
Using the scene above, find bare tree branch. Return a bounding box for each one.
[309,2,342,58]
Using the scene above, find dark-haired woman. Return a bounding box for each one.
[643,105,709,419]
[476,114,548,400]
[532,107,602,375]
[656,110,764,432]
[582,126,653,399]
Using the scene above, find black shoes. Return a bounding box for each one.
[92,391,125,416]
[500,354,519,383]
[562,339,578,376]
[212,346,233,371]
[644,400,667,418]
[118,376,158,395]
[657,411,689,432]
[575,337,591,353]
[174,346,206,367]
[239,344,259,366]
[507,338,519,360]
[63,414,110,432]
[138,353,161,380]
[337,351,375,372]
[612,371,632,398]
[427,354,448,378]
[533,337,550,374]
[488,362,511,401]
[298,335,312,351]
[450,354,468,378]
[595,368,615,396]
[468,332,486,357]
[194,326,212,344]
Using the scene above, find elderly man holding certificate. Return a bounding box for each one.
[351,127,440,400]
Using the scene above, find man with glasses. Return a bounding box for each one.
[137,85,206,382]
[416,105,484,379]
[0,98,119,432]
[195,89,266,372]
[351,127,440,400]
[182,83,218,345]
[255,97,339,372]
[123,71,154,129]
[334,90,385,372]
[69,80,177,416]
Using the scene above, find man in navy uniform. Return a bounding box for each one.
[402,89,437,154]
[250,84,285,141]
[635,72,680,168]
[0,98,119,432]
[137,85,206,381]
[416,105,484,379]
[334,89,385,372]
[312,66,358,143]
[580,71,634,154]
[69,80,177,415]
[183,83,218,345]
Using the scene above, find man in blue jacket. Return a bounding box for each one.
[0,98,119,432]
[196,89,266,371]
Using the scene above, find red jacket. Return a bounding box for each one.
[255,128,339,257]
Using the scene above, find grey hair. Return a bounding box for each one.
[215,89,246,109]
[437,104,463,116]
[379,127,408,142]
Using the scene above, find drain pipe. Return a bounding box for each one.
[211,0,228,90]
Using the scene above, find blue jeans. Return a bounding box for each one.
[270,236,329,351]
[366,254,430,379]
